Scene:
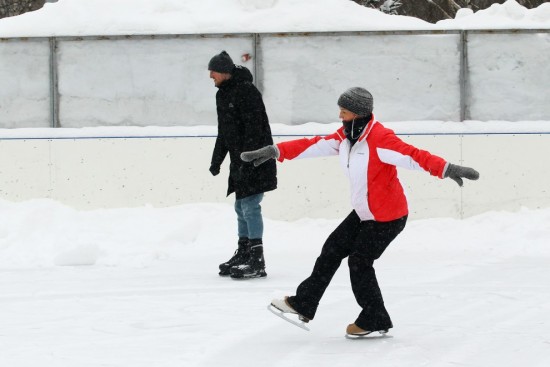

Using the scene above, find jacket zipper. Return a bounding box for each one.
[347,142,353,168]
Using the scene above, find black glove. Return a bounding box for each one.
[444,163,480,187]
[209,164,220,176]
[240,145,279,167]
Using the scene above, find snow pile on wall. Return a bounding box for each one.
[437,0,550,28]
[0,0,548,38]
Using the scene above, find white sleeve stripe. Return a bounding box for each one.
[295,137,340,159]
[377,147,423,171]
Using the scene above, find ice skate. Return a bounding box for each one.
[230,242,267,279]
[268,296,310,331]
[219,238,249,276]
[345,323,389,339]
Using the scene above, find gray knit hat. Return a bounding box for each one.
[208,51,234,73]
[337,87,373,117]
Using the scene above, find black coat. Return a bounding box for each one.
[210,66,277,199]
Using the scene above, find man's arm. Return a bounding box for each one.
[236,84,270,152]
[210,134,228,176]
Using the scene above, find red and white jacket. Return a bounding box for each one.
[276,116,448,222]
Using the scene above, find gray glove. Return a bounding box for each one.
[240,145,279,167]
[444,163,480,187]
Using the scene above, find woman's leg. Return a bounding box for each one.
[287,211,362,320]
[348,216,407,331]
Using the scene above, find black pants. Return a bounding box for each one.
[287,211,407,331]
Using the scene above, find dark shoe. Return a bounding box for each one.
[230,240,266,279]
[219,238,249,276]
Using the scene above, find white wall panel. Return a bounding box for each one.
[467,32,550,121]
[0,40,51,128]
[0,134,547,221]
[57,36,254,127]
[1,31,549,127]
[261,33,461,124]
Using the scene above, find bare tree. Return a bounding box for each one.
[380,0,403,15]
[0,0,45,19]
[352,0,549,23]
[2,1,549,24]
[355,0,404,14]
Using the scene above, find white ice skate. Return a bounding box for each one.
[268,297,310,331]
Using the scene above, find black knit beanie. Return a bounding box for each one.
[208,51,234,73]
[337,87,374,117]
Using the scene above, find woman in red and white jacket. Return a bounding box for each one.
[241,87,479,338]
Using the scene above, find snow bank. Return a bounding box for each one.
[0,0,549,38]
[438,0,550,29]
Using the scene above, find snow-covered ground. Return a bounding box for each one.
[1,199,549,366]
[0,1,549,366]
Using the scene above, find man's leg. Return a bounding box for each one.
[230,194,266,278]
[240,193,264,241]
[218,199,251,276]
[234,198,249,239]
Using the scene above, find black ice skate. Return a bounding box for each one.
[229,241,267,279]
[219,238,249,276]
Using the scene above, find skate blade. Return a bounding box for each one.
[267,304,310,331]
[230,271,267,280]
[345,330,390,340]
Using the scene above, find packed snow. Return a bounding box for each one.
[1,199,549,366]
[0,0,549,37]
[0,1,549,366]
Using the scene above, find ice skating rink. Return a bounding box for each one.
[0,200,548,367]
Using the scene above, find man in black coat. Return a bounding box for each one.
[208,51,277,279]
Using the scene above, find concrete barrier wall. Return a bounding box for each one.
[0,133,547,221]
[1,30,549,128]
[0,38,51,128]
[259,32,462,123]
[467,31,550,121]
[56,35,252,127]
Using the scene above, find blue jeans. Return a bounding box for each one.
[234,193,264,240]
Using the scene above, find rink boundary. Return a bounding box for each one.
[0,131,549,141]
[0,132,548,220]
